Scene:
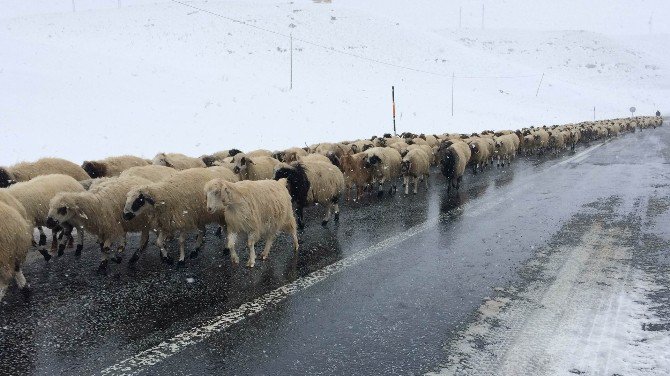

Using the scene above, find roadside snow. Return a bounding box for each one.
[429,221,670,376]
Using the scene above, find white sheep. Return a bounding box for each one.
[401,149,430,195]
[205,178,299,268]
[47,175,155,273]
[200,149,243,166]
[0,202,33,303]
[123,167,238,266]
[0,157,89,188]
[152,152,206,170]
[7,174,85,261]
[232,155,280,181]
[363,147,402,196]
[119,164,178,182]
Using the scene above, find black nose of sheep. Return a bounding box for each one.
[123,212,135,221]
[46,217,59,229]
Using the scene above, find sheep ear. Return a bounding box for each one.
[145,196,155,205]
[247,158,256,165]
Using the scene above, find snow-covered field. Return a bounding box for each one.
[1,0,668,164]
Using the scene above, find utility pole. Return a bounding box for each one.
[451,73,455,116]
[459,7,462,28]
[290,34,293,90]
[72,0,75,12]
[392,86,397,135]
[535,72,544,97]
[593,106,596,120]
[481,3,485,29]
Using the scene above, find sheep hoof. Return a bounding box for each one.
[246,261,255,268]
[75,244,83,257]
[39,249,51,262]
[128,253,140,264]
[189,249,199,259]
[177,260,186,268]
[215,227,223,238]
[97,261,108,275]
[334,213,339,222]
[321,220,328,226]
[161,256,174,265]
[58,244,66,256]
[38,234,47,246]
[112,256,123,264]
[21,286,32,299]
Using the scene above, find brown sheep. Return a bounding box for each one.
[152,152,206,170]
[401,149,430,195]
[82,155,150,178]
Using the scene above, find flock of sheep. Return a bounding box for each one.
[0,115,663,303]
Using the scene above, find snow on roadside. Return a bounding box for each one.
[429,220,670,376]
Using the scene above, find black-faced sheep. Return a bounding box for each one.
[123,167,237,266]
[0,157,89,188]
[152,152,206,170]
[205,178,298,268]
[0,202,33,303]
[438,140,471,194]
[82,155,150,178]
[7,174,85,261]
[273,160,345,228]
[47,176,154,273]
[363,147,402,196]
[401,149,430,195]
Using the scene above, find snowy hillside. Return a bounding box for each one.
[0,0,668,164]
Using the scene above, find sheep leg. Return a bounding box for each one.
[177,233,187,268]
[75,226,84,257]
[246,234,258,268]
[0,282,7,303]
[50,228,59,253]
[129,230,150,264]
[404,176,409,195]
[377,180,384,197]
[296,205,305,230]
[14,269,29,295]
[260,234,276,260]
[157,231,174,265]
[36,226,52,262]
[413,176,419,194]
[333,199,340,222]
[226,232,239,265]
[215,226,223,238]
[322,203,332,226]
[190,228,205,259]
[97,240,113,275]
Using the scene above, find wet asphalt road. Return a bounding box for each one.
[0,121,668,375]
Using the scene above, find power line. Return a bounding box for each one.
[167,0,541,80]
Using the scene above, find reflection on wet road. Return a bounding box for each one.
[0,123,667,375]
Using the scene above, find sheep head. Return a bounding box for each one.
[47,192,83,228]
[124,188,155,220]
[0,167,16,188]
[204,179,234,213]
[82,161,106,178]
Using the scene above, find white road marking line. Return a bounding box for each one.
[100,217,440,376]
[553,142,605,167]
[100,140,608,376]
